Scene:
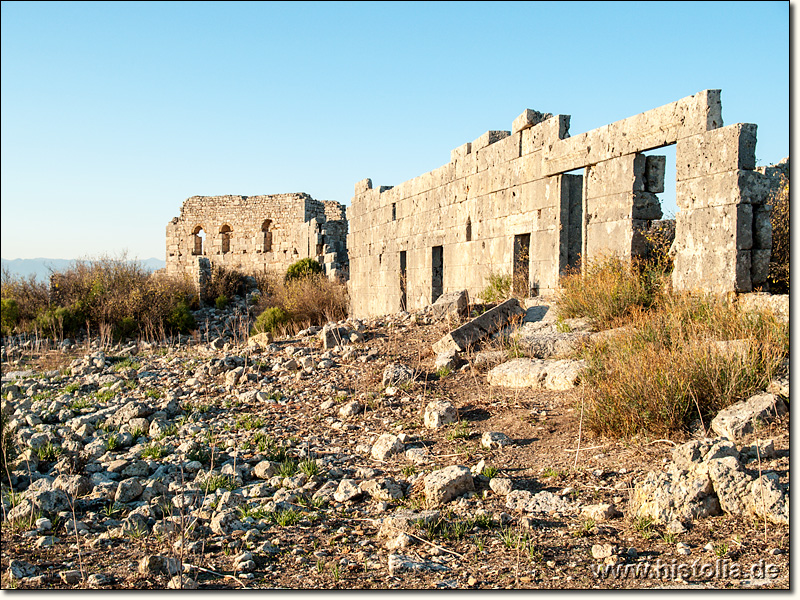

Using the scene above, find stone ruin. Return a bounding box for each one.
[162,90,784,318]
[165,193,348,284]
[347,90,782,319]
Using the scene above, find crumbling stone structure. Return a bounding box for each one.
[166,193,348,282]
[347,90,776,318]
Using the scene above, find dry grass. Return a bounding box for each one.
[580,293,788,438]
[556,256,668,329]
[253,271,348,335]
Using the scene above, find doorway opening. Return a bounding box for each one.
[431,246,443,303]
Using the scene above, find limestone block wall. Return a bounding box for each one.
[348,90,772,319]
[165,193,348,284]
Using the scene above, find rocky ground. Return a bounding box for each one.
[0,297,790,589]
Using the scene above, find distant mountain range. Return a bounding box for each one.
[1,257,166,281]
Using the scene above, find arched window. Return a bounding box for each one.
[262,219,273,252]
[220,224,232,254]
[192,226,205,255]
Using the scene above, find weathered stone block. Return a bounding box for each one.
[675,123,757,180]
[753,204,772,249]
[750,249,771,287]
[432,298,525,354]
[472,130,511,152]
[585,154,646,197]
[424,465,474,505]
[676,169,772,211]
[521,115,570,155]
[710,393,787,441]
[512,109,553,135]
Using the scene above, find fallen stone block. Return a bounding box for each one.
[486,358,585,390]
[429,289,469,320]
[432,298,525,355]
[710,393,787,441]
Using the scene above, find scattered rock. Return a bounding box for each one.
[711,393,787,441]
[388,553,449,576]
[424,400,457,429]
[480,431,512,450]
[489,477,513,496]
[371,433,404,461]
[382,363,415,388]
[581,503,621,521]
[424,465,474,505]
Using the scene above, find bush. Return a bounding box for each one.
[285,258,323,281]
[166,300,196,334]
[1,268,49,331]
[205,265,247,306]
[580,294,788,438]
[768,177,789,293]
[1,298,19,335]
[557,257,668,329]
[215,295,229,310]
[481,272,512,303]
[3,255,197,341]
[252,306,290,336]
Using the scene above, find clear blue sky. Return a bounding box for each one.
[1,1,790,260]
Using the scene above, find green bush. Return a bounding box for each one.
[167,300,196,334]
[285,258,323,281]
[36,304,84,338]
[252,306,289,336]
[215,295,229,310]
[1,298,19,335]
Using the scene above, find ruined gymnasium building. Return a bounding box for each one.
[165,193,348,281]
[347,90,781,318]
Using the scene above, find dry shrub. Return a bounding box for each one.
[768,177,789,293]
[580,294,788,438]
[1,268,49,331]
[204,264,248,305]
[557,256,668,329]
[5,255,197,340]
[254,272,348,335]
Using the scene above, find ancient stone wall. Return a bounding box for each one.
[165,193,348,283]
[347,90,776,319]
